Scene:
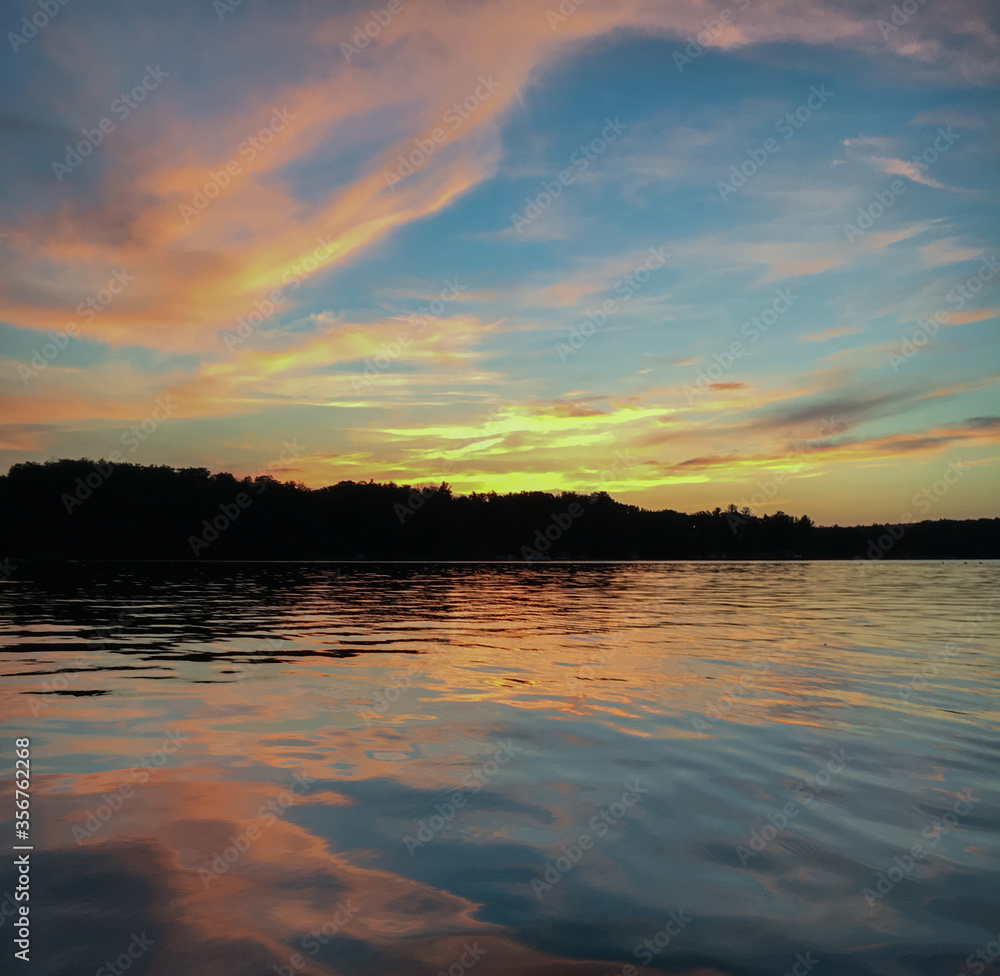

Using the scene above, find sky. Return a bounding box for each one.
[0,0,998,525]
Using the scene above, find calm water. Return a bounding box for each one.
[1,562,998,976]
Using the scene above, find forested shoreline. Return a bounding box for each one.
[1,459,997,561]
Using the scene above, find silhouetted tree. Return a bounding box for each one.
[0,459,995,561]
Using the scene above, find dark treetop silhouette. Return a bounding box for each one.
[1,459,997,561]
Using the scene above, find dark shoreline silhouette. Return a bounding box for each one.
[2,459,997,562]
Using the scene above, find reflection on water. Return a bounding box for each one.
[1,561,998,976]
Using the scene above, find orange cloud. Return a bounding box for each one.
[3,0,995,358]
[800,324,863,342]
[946,305,999,325]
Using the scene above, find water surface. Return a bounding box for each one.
[1,561,998,976]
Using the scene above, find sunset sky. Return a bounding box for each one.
[1,0,998,524]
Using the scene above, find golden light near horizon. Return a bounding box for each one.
[0,0,997,525]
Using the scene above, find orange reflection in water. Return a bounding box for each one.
[1,562,998,976]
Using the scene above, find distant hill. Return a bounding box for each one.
[1,459,997,561]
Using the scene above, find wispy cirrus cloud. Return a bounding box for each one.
[800,324,864,343]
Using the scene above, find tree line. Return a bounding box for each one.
[1,459,997,561]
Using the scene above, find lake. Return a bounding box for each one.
[1,561,998,976]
